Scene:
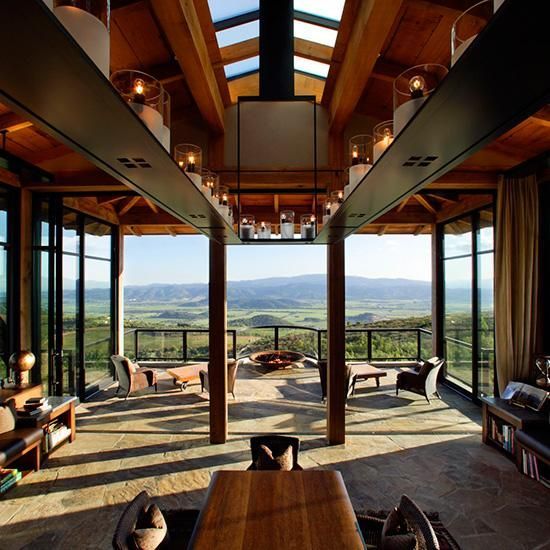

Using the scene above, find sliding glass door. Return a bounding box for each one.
[440,206,495,399]
[33,197,117,399]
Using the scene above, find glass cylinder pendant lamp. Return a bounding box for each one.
[53,0,110,77]
[111,70,165,144]
[348,135,373,196]
[257,221,272,240]
[330,190,344,215]
[393,64,448,136]
[300,214,316,240]
[240,214,255,240]
[451,0,495,67]
[280,210,295,239]
[373,121,394,164]
[173,143,202,189]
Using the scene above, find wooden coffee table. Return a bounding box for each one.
[350,363,387,388]
[189,471,365,549]
[166,363,207,391]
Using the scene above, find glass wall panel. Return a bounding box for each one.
[0,190,10,380]
[478,252,494,396]
[443,218,472,258]
[62,252,79,395]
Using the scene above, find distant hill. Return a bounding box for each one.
[83,274,490,307]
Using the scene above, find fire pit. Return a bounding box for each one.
[249,350,306,369]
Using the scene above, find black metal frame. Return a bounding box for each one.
[236,95,319,244]
[437,201,496,403]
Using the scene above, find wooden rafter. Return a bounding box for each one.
[150,0,225,132]
[97,195,128,206]
[414,195,437,214]
[396,197,409,212]
[0,111,32,133]
[118,196,141,216]
[414,225,427,236]
[377,225,387,236]
[144,198,159,214]
[128,226,143,237]
[326,0,403,133]
[165,225,178,236]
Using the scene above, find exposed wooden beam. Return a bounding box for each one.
[414,224,428,236]
[327,0,403,133]
[530,105,550,128]
[144,198,159,214]
[414,194,438,214]
[396,197,409,212]
[165,225,177,236]
[0,111,33,133]
[128,226,143,237]
[97,194,128,206]
[0,166,20,187]
[25,144,72,164]
[427,170,499,189]
[118,196,141,216]
[373,210,435,225]
[64,196,120,225]
[150,0,225,132]
[119,210,183,225]
[371,59,408,84]
[436,194,494,223]
[377,225,387,236]
[274,195,279,214]
[425,193,459,204]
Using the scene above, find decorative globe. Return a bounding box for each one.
[9,351,36,373]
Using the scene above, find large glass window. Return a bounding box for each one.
[441,206,495,398]
[0,188,11,380]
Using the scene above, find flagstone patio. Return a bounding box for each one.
[1,365,549,549]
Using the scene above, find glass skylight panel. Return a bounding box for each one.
[294,20,338,47]
[294,56,330,78]
[216,20,260,48]
[225,56,260,79]
[294,0,345,22]
[207,0,258,23]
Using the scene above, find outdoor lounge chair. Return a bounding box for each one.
[200,359,239,398]
[110,355,158,399]
[247,434,303,470]
[317,360,357,403]
[396,357,445,403]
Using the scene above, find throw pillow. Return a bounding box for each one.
[418,360,435,378]
[381,507,406,538]
[255,444,294,471]
[133,504,168,550]
[0,403,16,435]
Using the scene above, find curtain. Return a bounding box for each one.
[495,174,539,393]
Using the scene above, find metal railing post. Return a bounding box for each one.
[317,330,322,360]
[183,330,188,362]
[367,330,373,362]
[232,330,237,359]
[134,330,139,361]
[417,329,422,360]
[274,326,279,350]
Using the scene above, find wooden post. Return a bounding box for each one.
[327,240,346,445]
[209,239,228,443]
[19,188,32,352]
[115,227,125,355]
[431,223,443,358]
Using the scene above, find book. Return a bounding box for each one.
[0,471,22,494]
[24,399,49,411]
[501,382,549,412]
[17,406,52,417]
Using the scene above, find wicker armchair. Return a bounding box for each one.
[110,355,158,399]
[199,359,239,399]
[247,434,303,470]
[317,360,357,403]
[396,358,445,404]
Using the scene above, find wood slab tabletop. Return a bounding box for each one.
[189,470,366,549]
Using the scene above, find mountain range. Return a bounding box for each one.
[82,274,491,306]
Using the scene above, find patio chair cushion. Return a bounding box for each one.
[381,507,416,550]
[0,402,16,434]
[255,444,293,471]
[418,360,436,378]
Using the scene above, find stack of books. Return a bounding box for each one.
[0,468,22,494]
[44,419,71,453]
[18,397,52,417]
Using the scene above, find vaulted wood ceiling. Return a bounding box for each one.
[0,0,548,237]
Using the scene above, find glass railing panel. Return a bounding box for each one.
[419,330,433,360]
[345,331,370,360]
[444,337,473,390]
[136,330,183,361]
[236,327,276,358]
[370,330,417,360]
[277,328,318,358]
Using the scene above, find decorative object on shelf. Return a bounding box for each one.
[393,64,448,135]
[451,0,494,66]
[8,351,36,387]
[111,70,164,143]
[173,143,202,189]
[201,169,216,200]
[300,215,316,239]
[534,355,550,389]
[323,200,332,225]
[215,185,230,220]
[161,88,171,152]
[373,121,394,163]
[348,135,373,194]
[53,0,110,77]
[240,214,255,240]
[258,221,272,240]
[330,190,344,215]
[280,210,295,239]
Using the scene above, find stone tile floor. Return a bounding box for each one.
[1,363,549,549]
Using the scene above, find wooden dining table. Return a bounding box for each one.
[188,470,366,549]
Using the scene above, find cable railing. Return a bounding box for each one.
[125,325,435,364]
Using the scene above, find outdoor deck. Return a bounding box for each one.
[1,365,548,549]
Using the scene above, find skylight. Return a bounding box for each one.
[294,56,330,78]
[294,20,338,47]
[294,0,345,22]
[207,0,258,24]
[216,20,260,48]
[225,56,260,79]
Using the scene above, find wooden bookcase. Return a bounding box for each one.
[481,397,547,463]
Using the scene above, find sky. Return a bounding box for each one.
[123,234,432,286]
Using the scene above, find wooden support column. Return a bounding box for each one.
[115,227,125,355]
[19,188,32,351]
[431,223,444,358]
[209,239,228,443]
[327,240,346,445]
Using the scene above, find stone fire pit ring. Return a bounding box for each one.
[249,350,306,369]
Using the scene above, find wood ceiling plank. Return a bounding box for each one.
[295,73,324,104]
[295,38,333,65]
[118,196,141,216]
[150,0,225,133]
[328,0,403,133]
[0,111,32,133]
[219,38,259,66]
[228,73,259,104]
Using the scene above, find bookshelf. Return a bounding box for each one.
[481,397,547,462]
